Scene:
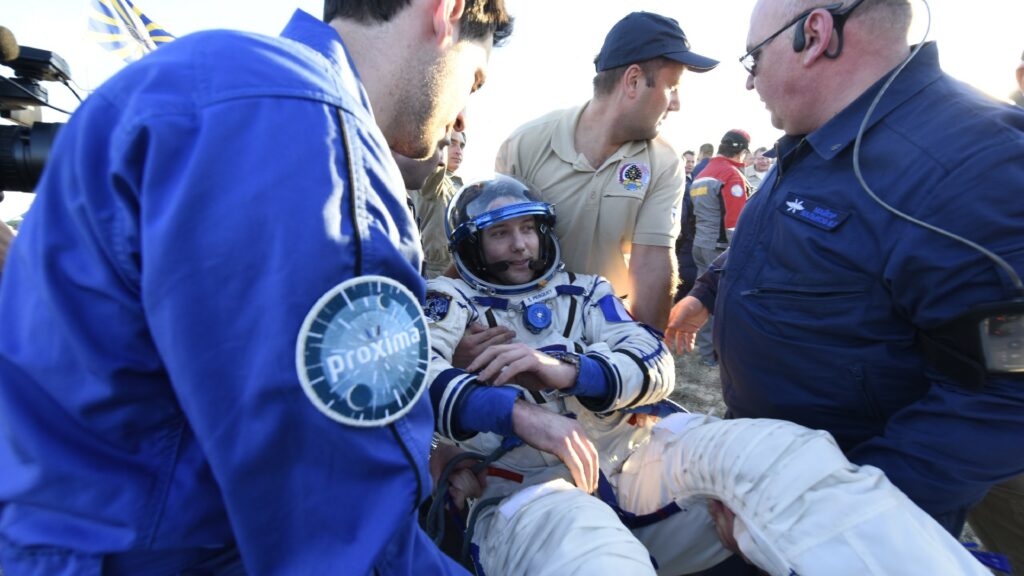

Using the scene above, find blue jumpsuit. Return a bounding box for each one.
[693,42,1024,533]
[0,10,464,575]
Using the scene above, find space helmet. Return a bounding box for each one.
[445,175,561,295]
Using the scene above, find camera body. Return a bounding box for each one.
[1,33,70,195]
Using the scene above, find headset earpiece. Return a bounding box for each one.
[792,14,809,52]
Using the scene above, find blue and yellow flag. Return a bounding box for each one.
[88,0,175,63]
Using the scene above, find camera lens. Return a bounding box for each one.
[0,122,61,192]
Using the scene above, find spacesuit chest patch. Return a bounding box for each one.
[778,194,850,231]
[424,291,452,322]
[598,294,634,323]
[295,276,430,428]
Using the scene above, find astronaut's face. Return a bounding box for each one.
[481,215,540,286]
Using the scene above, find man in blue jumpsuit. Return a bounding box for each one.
[665,0,1024,551]
[0,0,512,573]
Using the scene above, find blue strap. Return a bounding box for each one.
[472,296,509,310]
[555,285,586,296]
[499,435,524,451]
[622,399,687,418]
[963,543,1011,573]
[596,472,683,529]
[470,542,486,576]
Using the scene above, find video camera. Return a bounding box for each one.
[1,26,69,197]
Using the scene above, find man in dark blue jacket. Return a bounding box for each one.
[666,0,1024,547]
[0,1,511,574]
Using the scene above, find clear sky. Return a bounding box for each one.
[3,0,1023,221]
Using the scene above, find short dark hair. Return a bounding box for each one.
[698,143,714,156]
[324,0,513,46]
[682,150,695,157]
[592,57,670,97]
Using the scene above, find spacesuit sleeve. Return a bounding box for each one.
[578,276,675,412]
[424,278,518,440]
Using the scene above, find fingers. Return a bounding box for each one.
[666,325,697,355]
[466,344,511,377]
[577,429,600,493]
[448,468,484,511]
[466,322,515,345]
[467,343,534,381]
[559,428,599,494]
[510,401,600,493]
[708,500,742,556]
[453,323,516,369]
[491,353,542,386]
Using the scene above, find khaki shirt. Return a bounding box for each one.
[408,166,457,279]
[495,104,684,296]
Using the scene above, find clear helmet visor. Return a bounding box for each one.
[445,175,561,295]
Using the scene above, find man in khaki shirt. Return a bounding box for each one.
[496,12,717,330]
[409,164,458,278]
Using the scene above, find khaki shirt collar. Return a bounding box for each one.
[552,102,650,172]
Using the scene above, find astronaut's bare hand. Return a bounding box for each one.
[447,468,483,511]
[467,343,574,390]
[664,296,709,355]
[511,399,598,493]
[429,443,486,511]
[708,499,745,560]
[452,322,515,369]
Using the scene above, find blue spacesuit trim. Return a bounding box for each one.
[473,296,510,310]
[596,473,682,529]
[555,285,586,296]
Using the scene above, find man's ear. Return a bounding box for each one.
[622,64,643,97]
[432,0,466,46]
[799,9,836,66]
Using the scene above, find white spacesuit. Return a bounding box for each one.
[425,176,988,576]
[426,176,728,574]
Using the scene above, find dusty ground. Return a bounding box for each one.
[669,348,726,415]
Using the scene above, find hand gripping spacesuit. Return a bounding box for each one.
[425,176,989,576]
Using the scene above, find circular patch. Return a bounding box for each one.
[618,162,651,192]
[523,302,553,334]
[296,275,430,427]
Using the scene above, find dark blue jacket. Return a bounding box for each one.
[0,10,464,575]
[694,42,1024,532]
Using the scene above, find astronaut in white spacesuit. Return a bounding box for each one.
[425,175,988,576]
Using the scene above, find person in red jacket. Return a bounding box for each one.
[688,129,751,366]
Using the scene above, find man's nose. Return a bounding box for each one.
[668,90,680,112]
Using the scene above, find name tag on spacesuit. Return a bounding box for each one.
[522,286,558,307]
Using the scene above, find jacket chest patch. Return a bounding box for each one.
[778,194,850,231]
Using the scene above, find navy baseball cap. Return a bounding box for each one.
[595,12,719,73]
